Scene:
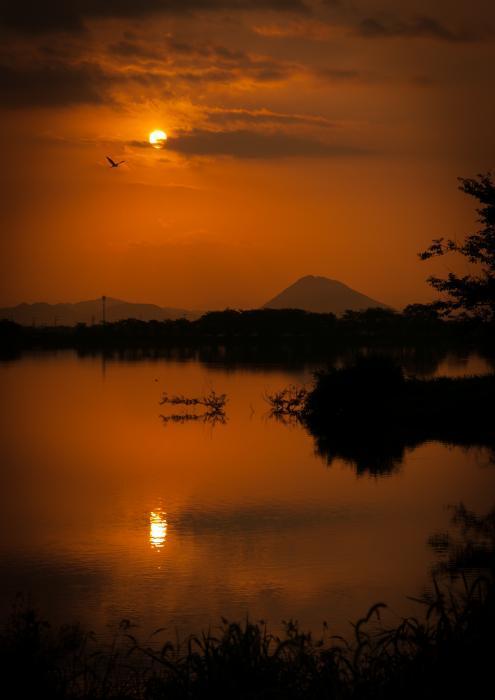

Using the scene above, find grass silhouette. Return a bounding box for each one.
[159,390,227,426]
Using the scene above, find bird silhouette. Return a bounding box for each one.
[106,156,125,168]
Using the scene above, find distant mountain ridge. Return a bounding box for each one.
[0,298,196,326]
[263,275,389,315]
[1,277,389,326]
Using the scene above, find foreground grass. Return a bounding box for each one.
[1,505,494,700]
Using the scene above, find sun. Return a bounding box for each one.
[149,129,167,149]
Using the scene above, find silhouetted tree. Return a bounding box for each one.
[402,303,440,321]
[420,172,495,321]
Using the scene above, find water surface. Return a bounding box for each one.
[0,351,493,639]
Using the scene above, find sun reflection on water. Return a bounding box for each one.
[150,510,167,549]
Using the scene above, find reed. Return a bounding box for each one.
[159,390,227,426]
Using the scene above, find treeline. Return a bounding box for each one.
[0,306,492,353]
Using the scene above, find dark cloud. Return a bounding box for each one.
[110,36,247,63]
[315,67,364,82]
[170,69,234,84]
[0,0,309,35]
[163,37,245,60]
[205,108,333,127]
[163,129,364,159]
[109,39,299,90]
[0,37,294,108]
[161,36,294,81]
[109,40,163,60]
[0,61,109,107]
[108,36,294,85]
[357,15,479,42]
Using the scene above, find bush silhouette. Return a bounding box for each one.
[305,354,405,423]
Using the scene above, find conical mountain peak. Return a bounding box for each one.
[263,276,389,315]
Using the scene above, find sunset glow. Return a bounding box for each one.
[1,3,494,693]
[0,1,493,311]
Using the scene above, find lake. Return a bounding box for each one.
[0,349,493,642]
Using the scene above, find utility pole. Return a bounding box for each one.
[101,295,107,325]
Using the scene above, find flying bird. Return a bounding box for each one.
[106,156,125,168]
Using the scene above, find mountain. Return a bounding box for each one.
[1,279,389,326]
[0,298,196,326]
[262,276,389,315]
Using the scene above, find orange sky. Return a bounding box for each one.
[1,0,494,310]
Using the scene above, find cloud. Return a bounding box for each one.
[0,33,297,107]
[0,61,109,107]
[204,107,333,127]
[160,37,295,82]
[357,15,479,42]
[252,18,335,40]
[107,34,297,88]
[109,40,164,61]
[314,67,364,82]
[0,0,309,35]
[163,129,364,159]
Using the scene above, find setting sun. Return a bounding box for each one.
[149,129,167,149]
